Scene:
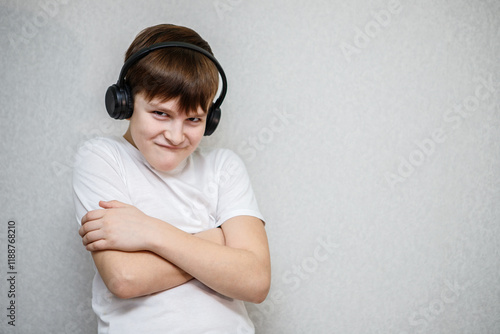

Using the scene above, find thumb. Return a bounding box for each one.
[99,200,127,209]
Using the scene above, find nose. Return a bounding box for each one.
[164,120,185,146]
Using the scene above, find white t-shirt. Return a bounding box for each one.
[72,136,263,334]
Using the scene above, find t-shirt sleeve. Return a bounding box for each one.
[72,138,131,226]
[215,149,264,226]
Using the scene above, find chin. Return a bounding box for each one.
[152,161,181,172]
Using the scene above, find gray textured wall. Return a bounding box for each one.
[1,0,499,333]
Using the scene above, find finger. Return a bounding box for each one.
[79,219,102,237]
[81,209,106,225]
[78,225,85,237]
[81,213,88,225]
[82,229,104,247]
[86,239,108,252]
[99,200,127,209]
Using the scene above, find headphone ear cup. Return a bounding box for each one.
[122,84,134,119]
[105,84,134,119]
[204,105,221,136]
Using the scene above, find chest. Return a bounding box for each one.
[124,164,219,233]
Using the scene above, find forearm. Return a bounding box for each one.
[166,238,268,303]
[148,217,270,303]
[93,227,225,299]
[79,201,269,302]
[92,250,191,299]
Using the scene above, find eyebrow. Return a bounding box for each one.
[147,100,206,118]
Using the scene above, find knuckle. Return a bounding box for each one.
[106,235,116,247]
[87,241,98,252]
[95,240,106,251]
[83,233,89,245]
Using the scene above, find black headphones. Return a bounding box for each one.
[105,41,227,136]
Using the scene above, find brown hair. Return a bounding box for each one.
[124,24,219,115]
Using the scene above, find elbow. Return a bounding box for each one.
[246,272,271,304]
[92,251,146,299]
[106,273,139,299]
[249,291,269,304]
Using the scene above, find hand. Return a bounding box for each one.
[79,200,156,252]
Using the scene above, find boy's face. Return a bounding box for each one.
[123,92,207,172]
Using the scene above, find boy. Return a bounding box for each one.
[73,24,271,333]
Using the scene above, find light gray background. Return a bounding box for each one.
[1,0,499,333]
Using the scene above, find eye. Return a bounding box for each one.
[153,111,168,117]
[188,117,202,123]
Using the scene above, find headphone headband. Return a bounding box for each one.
[106,41,227,136]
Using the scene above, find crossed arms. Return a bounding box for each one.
[79,200,271,303]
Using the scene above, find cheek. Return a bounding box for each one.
[132,115,155,140]
[189,129,205,146]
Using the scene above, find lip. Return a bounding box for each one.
[154,142,185,150]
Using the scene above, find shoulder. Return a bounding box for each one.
[73,136,130,174]
[74,136,125,162]
[75,136,120,156]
